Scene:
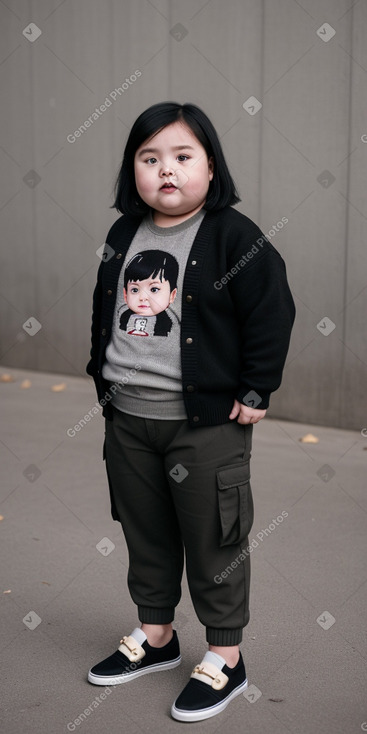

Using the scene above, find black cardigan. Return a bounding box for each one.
[86,206,296,427]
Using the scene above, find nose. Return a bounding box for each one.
[160,160,174,176]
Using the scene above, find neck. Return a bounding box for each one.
[152,203,205,227]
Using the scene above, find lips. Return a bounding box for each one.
[160,183,177,189]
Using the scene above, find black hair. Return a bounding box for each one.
[111,101,241,216]
[123,250,178,291]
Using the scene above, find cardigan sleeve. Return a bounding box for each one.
[228,246,296,410]
[86,258,104,377]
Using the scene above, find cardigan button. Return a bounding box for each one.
[186,337,193,344]
[193,416,200,422]
[107,289,112,296]
[186,385,195,392]
[116,253,122,259]
[186,295,193,303]
[191,260,197,265]
[101,328,107,336]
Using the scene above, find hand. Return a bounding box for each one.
[229,398,267,425]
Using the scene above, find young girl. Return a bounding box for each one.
[86,101,295,722]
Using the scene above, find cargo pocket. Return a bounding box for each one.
[216,461,254,547]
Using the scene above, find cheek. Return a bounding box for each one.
[135,166,155,191]
[188,166,211,193]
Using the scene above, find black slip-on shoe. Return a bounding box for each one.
[88,627,181,686]
[171,650,248,722]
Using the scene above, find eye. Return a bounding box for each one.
[150,286,160,293]
[177,155,189,161]
[145,157,157,164]
[130,287,139,293]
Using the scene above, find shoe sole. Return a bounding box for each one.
[171,678,248,722]
[88,655,181,686]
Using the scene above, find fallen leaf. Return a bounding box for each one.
[3,590,11,594]
[0,373,14,382]
[51,383,66,392]
[0,515,4,521]
[21,379,32,389]
[299,433,319,443]
[41,581,51,586]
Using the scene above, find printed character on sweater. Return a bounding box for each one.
[119,250,179,337]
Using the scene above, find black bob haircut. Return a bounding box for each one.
[111,101,241,216]
[124,250,178,291]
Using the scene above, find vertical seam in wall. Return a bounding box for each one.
[30,0,39,367]
[168,1,172,98]
[258,0,265,227]
[340,3,354,426]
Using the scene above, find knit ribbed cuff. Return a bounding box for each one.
[137,605,175,624]
[206,627,243,646]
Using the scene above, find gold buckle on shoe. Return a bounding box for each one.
[118,635,146,662]
[191,662,229,690]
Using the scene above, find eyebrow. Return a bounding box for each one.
[128,279,163,285]
[137,145,195,158]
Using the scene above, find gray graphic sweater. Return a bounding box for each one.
[102,208,205,418]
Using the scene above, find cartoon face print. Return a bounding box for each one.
[119,250,179,338]
[124,276,177,317]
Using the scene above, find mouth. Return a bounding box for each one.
[160,183,177,190]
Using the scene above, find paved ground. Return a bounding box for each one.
[1,365,366,734]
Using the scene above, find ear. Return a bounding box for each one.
[123,287,128,303]
[169,288,178,304]
[208,156,214,180]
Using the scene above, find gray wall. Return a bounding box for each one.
[1,0,366,430]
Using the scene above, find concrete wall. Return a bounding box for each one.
[1,0,366,429]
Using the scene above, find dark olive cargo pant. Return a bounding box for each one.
[104,404,254,646]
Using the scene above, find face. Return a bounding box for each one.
[134,121,214,224]
[124,275,177,316]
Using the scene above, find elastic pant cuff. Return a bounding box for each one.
[206,627,243,646]
[138,606,175,624]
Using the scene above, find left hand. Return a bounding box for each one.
[229,398,267,425]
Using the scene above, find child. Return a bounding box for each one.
[86,101,296,722]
